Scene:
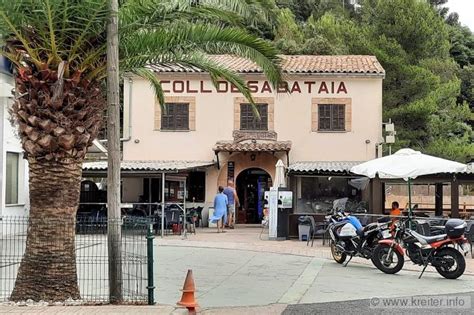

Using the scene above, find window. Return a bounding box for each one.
[318,104,345,131]
[161,103,189,130]
[6,152,19,204]
[187,171,205,202]
[142,172,206,203]
[240,103,268,131]
[295,176,362,214]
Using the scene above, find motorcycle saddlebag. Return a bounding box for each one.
[444,219,466,238]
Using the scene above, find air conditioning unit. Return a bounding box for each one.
[385,135,395,144]
[385,123,395,132]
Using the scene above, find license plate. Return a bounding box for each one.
[382,230,391,239]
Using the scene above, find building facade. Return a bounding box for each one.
[0,57,29,218]
[83,55,385,224]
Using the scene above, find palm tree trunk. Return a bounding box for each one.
[10,159,82,302]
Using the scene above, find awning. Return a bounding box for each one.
[288,161,362,175]
[82,160,215,176]
[213,141,292,153]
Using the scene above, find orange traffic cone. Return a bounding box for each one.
[177,269,198,314]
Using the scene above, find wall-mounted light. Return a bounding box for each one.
[250,153,256,161]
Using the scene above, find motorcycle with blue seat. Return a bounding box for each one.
[328,211,392,266]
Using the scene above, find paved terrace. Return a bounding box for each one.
[1,226,473,314]
[156,225,474,275]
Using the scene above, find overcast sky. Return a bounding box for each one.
[444,0,474,30]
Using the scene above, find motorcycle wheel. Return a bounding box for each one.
[372,244,404,274]
[435,247,465,279]
[331,241,347,264]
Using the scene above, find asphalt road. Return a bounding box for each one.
[282,292,474,315]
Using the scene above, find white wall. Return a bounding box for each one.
[0,72,29,218]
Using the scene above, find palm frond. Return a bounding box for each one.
[121,22,281,85]
[0,0,107,79]
[166,51,264,119]
[132,67,166,109]
[119,0,244,32]
[0,0,280,122]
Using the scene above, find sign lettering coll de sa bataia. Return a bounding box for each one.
[159,80,348,95]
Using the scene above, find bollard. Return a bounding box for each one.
[147,223,155,305]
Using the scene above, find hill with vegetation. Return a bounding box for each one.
[247,0,473,162]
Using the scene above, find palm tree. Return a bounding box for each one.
[0,0,281,302]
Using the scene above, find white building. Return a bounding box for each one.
[0,57,29,218]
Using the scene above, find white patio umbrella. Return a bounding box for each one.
[350,148,467,217]
[273,159,286,188]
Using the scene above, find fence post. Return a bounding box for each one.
[147,223,155,305]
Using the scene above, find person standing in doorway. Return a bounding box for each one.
[209,186,228,233]
[223,180,240,229]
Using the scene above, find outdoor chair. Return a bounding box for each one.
[358,215,370,226]
[153,214,163,235]
[415,222,431,236]
[428,218,446,236]
[194,206,204,228]
[465,221,474,259]
[165,209,182,234]
[185,208,197,235]
[306,216,328,247]
[429,217,446,226]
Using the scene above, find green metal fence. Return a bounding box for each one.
[0,216,154,304]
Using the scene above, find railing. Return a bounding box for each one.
[0,216,152,304]
[77,202,202,237]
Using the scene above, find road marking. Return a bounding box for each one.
[278,257,324,304]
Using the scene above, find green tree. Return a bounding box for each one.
[273,0,473,160]
[448,24,474,67]
[458,65,474,109]
[274,8,304,53]
[0,0,281,301]
[361,0,450,61]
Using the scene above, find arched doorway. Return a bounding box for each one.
[235,168,272,224]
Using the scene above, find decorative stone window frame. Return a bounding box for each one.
[311,98,352,132]
[154,96,196,131]
[234,97,274,131]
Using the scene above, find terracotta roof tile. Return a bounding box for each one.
[150,55,385,75]
[213,141,292,152]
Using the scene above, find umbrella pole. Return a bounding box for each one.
[408,178,412,228]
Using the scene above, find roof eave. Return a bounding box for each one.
[144,71,385,79]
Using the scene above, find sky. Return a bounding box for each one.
[444,0,474,30]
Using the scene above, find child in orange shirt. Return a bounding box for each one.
[390,201,401,233]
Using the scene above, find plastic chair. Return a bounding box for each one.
[306,216,328,247]
[165,209,181,234]
[358,215,370,227]
[194,206,203,228]
[185,208,197,235]
[465,221,474,259]
[416,222,431,236]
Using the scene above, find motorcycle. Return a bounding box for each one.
[372,218,469,279]
[328,211,392,266]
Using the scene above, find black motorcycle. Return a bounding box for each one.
[328,212,392,266]
[372,218,469,279]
